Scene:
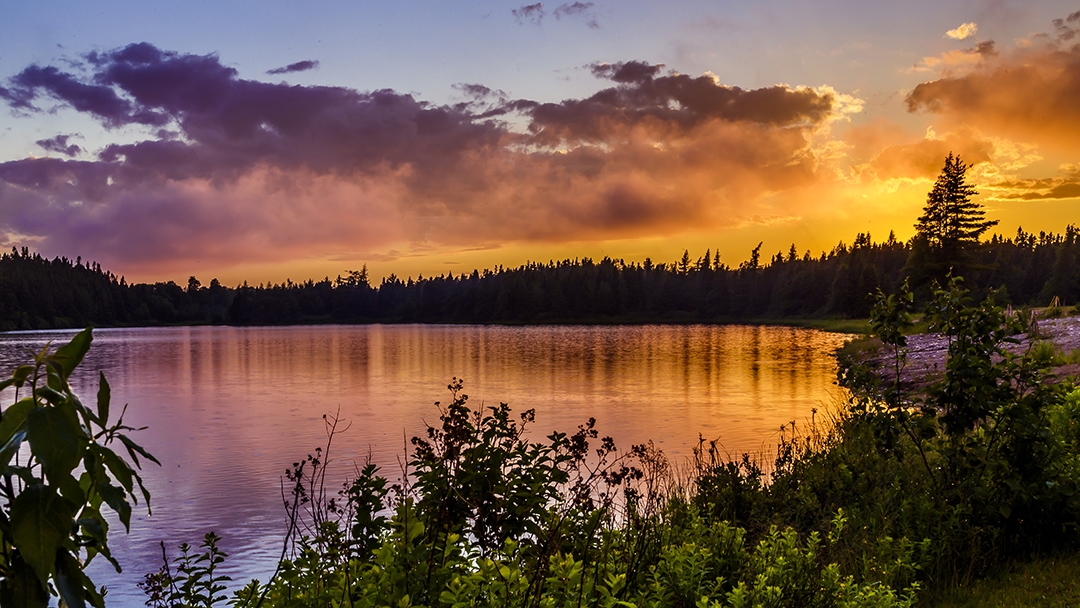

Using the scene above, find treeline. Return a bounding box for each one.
[0,225,1077,330]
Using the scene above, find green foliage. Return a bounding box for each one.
[409,378,576,556]
[0,328,158,608]
[140,532,232,608]
[835,278,1080,588]
[129,276,1080,607]
[150,379,920,608]
[930,551,1080,607]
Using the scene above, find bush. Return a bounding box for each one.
[0,329,158,608]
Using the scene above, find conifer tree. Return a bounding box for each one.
[915,153,997,251]
[909,153,997,284]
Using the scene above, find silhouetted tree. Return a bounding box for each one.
[910,153,997,284]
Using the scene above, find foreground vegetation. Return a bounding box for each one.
[138,278,1080,608]
[4,275,1080,607]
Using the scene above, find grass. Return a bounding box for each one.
[929,552,1080,607]
[753,317,871,334]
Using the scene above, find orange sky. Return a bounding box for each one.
[2,4,1079,286]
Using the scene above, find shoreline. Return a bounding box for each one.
[0,316,869,335]
[847,314,1080,393]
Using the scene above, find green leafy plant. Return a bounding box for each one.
[0,328,159,608]
[140,532,232,608]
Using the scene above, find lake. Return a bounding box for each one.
[0,324,850,606]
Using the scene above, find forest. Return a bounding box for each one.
[0,224,1077,331]
[2,154,1078,330]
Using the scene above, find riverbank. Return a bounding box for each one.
[840,311,1080,393]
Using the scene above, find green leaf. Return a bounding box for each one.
[119,434,162,467]
[26,406,86,485]
[54,549,88,608]
[47,328,93,381]
[0,551,50,608]
[77,508,121,573]
[96,372,110,425]
[77,514,107,546]
[0,397,35,444]
[0,429,27,470]
[9,483,74,591]
[7,364,36,388]
[100,447,135,493]
[33,385,67,406]
[96,478,132,531]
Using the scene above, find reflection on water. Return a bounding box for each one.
[0,324,849,606]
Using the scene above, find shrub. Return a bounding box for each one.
[0,329,158,608]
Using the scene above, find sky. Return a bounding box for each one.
[2,1,1079,286]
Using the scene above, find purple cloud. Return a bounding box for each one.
[267,60,320,75]
[36,134,82,157]
[512,3,544,25]
[554,1,592,18]
[554,2,598,27]
[0,44,840,273]
[9,65,165,127]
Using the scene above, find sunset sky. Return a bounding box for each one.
[2,1,1079,286]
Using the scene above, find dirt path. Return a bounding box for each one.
[865,315,1080,392]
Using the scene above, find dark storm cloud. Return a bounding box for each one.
[267,60,320,75]
[35,134,82,157]
[0,44,841,268]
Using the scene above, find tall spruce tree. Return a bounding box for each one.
[909,153,997,284]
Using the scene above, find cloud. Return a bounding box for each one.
[972,40,997,57]
[946,22,978,40]
[987,165,1080,200]
[0,45,849,271]
[1052,10,1080,41]
[512,2,598,27]
[35,134,82,157]
[554,2,592,19]
[554,2,598,28]
[859,128,994,181]
[8,63,168,127]
[512,3,544,25]
[906,35,1080,151]
[910,48,984,74]
[513,60,834,148]
[267,60,320,75]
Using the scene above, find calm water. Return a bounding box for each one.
[0,324,850,606]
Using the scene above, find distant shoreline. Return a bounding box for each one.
[0,316,869,335]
